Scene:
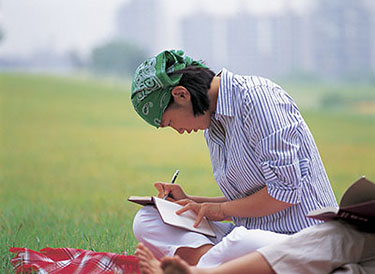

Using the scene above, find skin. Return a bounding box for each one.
[135,242,275,274]
[159,77,220,133]
[154,76,294,264]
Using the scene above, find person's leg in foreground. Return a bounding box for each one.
[133,206,232,265]
[133,207,288,267]
[136,221,375,274]
[136,242,274,274]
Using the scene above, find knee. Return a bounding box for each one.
[224,227,248,246]
[132,206,159,241]
[223,227,288,250]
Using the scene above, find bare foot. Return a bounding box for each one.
[135,242,162,274]
[161,256,205,274]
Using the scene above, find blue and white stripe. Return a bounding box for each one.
[204,68,337,234]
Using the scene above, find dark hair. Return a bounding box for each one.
[168,65,215,116]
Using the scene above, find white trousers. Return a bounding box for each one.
[133,206,290,267]
[258,221,375,274]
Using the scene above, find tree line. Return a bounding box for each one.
[89,40,148,77]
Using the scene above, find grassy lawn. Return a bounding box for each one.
[1,73,374,272]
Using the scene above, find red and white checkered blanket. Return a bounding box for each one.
[9,247,140,273]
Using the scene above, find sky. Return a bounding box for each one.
[0,0,126,57]
[0,0,371,59]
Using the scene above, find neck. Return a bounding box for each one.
[207,76,220,114]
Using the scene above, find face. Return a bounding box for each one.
[160,87,212,134]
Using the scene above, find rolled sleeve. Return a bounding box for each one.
[256,122,303,204]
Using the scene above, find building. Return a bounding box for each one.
[115,0,164,54]
[310,0,373,78]
[115,0,375,79]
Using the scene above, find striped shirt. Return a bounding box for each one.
[204,68,337,234]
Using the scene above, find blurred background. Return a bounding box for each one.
[0,0,374,81]
[0,0,374,271]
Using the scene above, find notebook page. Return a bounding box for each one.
[153,197,216,237]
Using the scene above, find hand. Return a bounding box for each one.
[154,182,189,201]
[175,200,228,227]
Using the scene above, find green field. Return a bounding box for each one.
[0,73,374,272]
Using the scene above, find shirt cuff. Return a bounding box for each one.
[266,180,302,204]
[261,161,302,204]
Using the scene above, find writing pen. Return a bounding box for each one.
[163,169,180,200]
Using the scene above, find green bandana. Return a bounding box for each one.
[131,50,207,128]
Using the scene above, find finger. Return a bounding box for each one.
[175,199,190,206]
[194,210,205,228]
[175,204,192,215]
[163,184,174,198]
[154,182,164,193]
[161,183,180,199]
[166,197,175,202]
[154,182,167,198]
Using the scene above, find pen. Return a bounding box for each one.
[163,169,179,200]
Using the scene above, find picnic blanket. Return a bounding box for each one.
[9,247,140,273]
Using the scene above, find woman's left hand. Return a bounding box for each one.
[175,199,228,227]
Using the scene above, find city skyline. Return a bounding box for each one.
[0,0,374,79]
[116,0,375,78]
[0,0,323,58]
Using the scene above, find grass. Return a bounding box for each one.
[1,73,374,273]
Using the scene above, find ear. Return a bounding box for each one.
[171,86,191,104]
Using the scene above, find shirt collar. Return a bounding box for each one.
[215,68,234,118]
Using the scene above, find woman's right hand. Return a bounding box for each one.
[154,182,189,201]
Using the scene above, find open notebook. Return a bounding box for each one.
[128,196,216,237]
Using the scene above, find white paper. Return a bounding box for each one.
[153,197,216,237]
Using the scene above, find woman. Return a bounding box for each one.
[130,49,337,266]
